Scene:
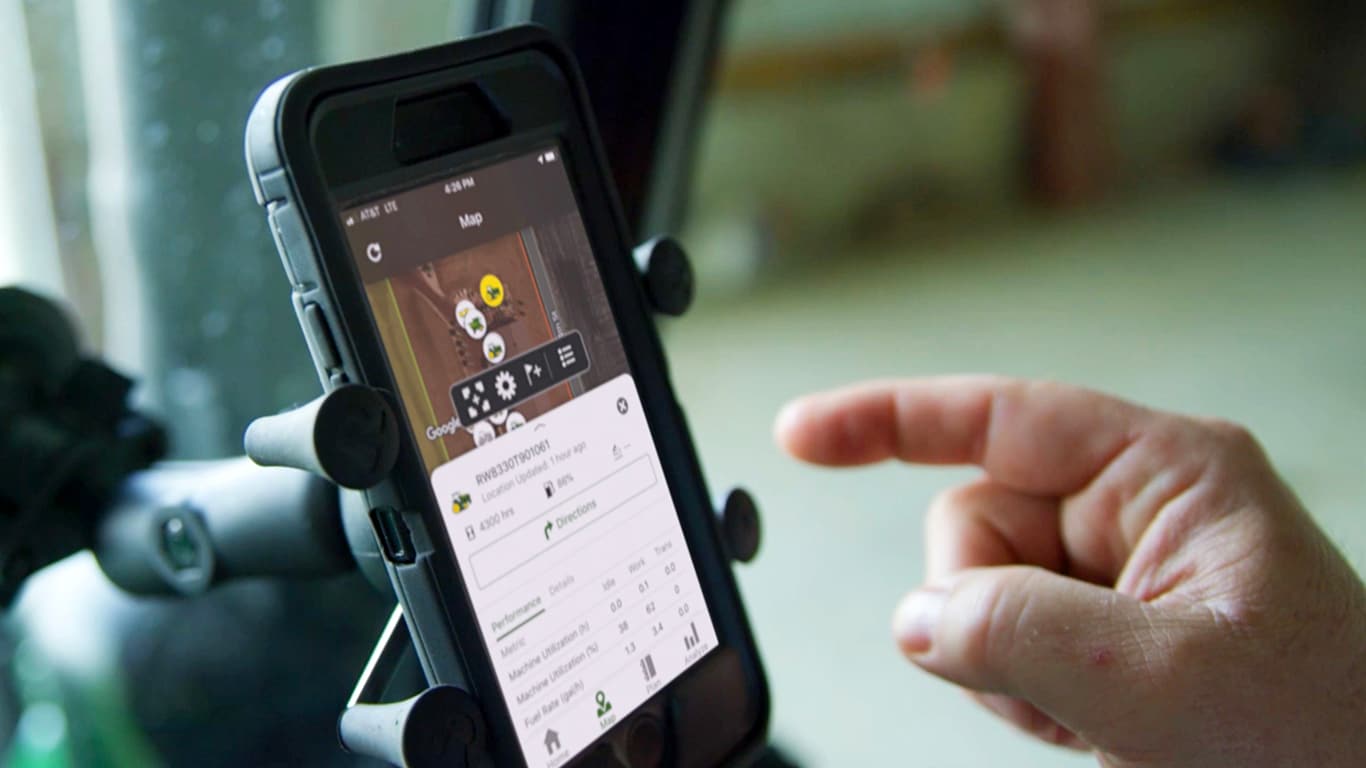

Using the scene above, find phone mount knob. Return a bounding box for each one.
[244,384,399,490]
[338,685,484,768]
[626,714,667,767]
[633,236,694,317]
[716,488,761,564]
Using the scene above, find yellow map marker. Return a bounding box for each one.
[480,274,505,307]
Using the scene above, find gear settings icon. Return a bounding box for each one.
[494,370,517,401]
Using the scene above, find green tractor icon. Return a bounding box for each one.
[451,492,473,514]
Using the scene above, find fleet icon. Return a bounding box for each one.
[479,273,505,307]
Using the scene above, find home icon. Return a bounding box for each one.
[544,729,561,754]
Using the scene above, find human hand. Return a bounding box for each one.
[775,377,1366,767]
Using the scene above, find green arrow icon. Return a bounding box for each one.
[544,521,553,540]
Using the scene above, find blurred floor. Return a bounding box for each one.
[666,170,1366,766]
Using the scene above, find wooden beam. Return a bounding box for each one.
[716,0,1284,94]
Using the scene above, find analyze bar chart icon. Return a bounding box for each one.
[683,622,700,651]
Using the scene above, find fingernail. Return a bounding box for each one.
[893,589,946,656]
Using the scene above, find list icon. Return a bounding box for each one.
[640,654,657,681]
[556,342,578,369]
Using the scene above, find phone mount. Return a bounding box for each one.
[633,237,695,318]
[236,236,761,768]
[0,238,762,766]
[241,382,491,767]
[0,236,762,766]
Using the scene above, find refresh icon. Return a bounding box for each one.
[365,242,383,263]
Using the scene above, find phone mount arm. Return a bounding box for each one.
[90,383,401,597]
[339,608,487,768]
[244,383,400,490]
[94,458,350,595]
[235,384,492,767]
[637,238,762,565]
[634,236,695,317]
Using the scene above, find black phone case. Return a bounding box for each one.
[244,25,768,768]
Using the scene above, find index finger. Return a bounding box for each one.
[773,375,1148,497]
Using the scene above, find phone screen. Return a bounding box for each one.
[337,146,718,766]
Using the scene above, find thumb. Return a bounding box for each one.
[893,566,1170,741]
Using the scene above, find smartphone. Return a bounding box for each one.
[244,26,768,768]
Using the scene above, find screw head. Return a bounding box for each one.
[160,516,203,572]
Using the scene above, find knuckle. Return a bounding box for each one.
[1141,415,1190,453]
[927,484,962,513]
[1201,417,1261,455]
[941,481,981,507]
[1198,418,1279,482]
[926,484,978,531]
[955,572,1030,676]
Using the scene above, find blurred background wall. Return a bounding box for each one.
[668,2,1366,765]
[686,0,1302,283]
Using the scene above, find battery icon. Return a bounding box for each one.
[539,150,557,164]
